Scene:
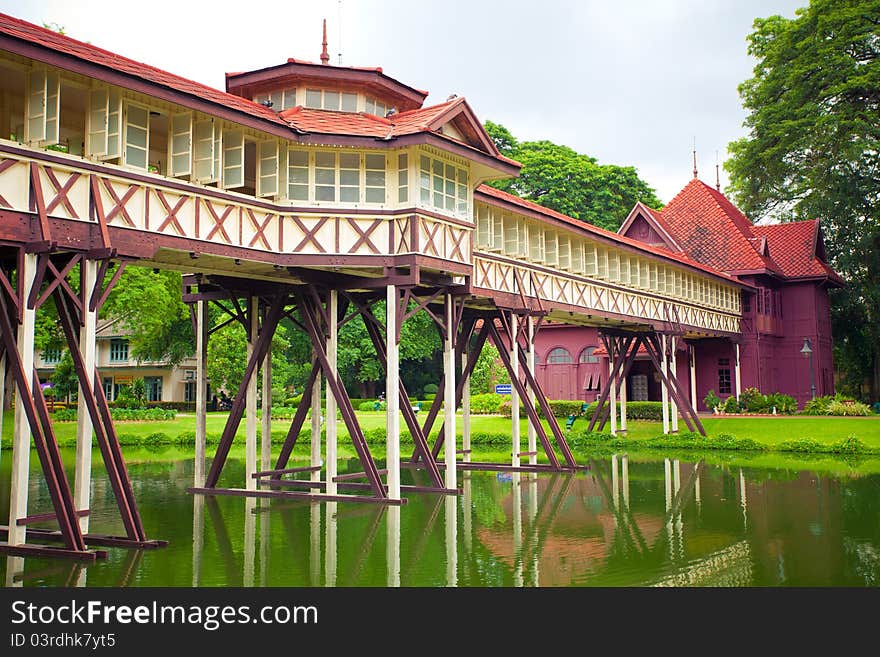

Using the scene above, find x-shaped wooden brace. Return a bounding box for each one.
[245,208,275,250]
[291,215,328,252]
[447,225,467,261]
[203,200,235,243]
[97,176,138,227]
[348,217,383,254]
[421,220,442,257]
[155,189,188,236]
[42,167,81,218]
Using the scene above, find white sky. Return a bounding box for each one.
[0,0,806,206]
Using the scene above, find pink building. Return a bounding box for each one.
[534,178,844,410]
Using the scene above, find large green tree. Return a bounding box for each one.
[725,0,880,401]
[483,121,662,230]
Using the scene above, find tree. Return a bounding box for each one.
[50,350,78,402]
[469,342,510,394]
[725,0,880,401]
[101,266,194,366]
[483,122,662,230]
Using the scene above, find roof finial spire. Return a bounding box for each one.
[320,19,330,65]
[692,136,698,179]
[715,150,721,192]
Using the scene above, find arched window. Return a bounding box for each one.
[547,347,572,364]
[579,346,599,363]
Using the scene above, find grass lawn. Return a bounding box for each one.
[2,409,880,450]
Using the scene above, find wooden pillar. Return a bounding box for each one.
[243,497,256,587]
[622,454,630,510]
[443,294,456,489]
[689,342,698,412]
[461,350,471,463]
[512,472,523,586]
[526,316,537,465]
[261,347,272,472]
[619,354,628,434]
[609,344,617,436]
[511,311,520,467]
[734,342,742,400]
[660,334,670,435]
[310,358,322,485]
[670,336,679,433]
[194,299,208,487]
[7,252,36,547]
[191,496,204,586]
[245,297,259,490]
[385,285,401,500]
[325,291,338,495]
[611,453,620,513]
[73,259,98,532]
[309,502,321,586]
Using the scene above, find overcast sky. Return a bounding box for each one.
[1,0,806,206]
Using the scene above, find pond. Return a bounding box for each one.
[2,447,879,586]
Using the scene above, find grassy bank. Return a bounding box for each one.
[2,410,880,455]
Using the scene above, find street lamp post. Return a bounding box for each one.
[801,338,816,400]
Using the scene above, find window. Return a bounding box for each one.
[579,347,599,363]
[365,96,390,117]
[397,154,409,203]
[184,381,196,403]
[305,89,358,112]
[254,88,297,111]
[315,151,337,201]
[42,347,62,364]
[419,154,469,217]
[365,153,386,203]
[585,245,597,275]
[287,150,309,201]
[102,377,114,401]
[193,118,219,183]
[123,102,149,170]
[109,339,129,363]
[169,112,192,178]
[476,204,491,248]
[222,128,244,189]
[529,222,545,262]
[26,68,60,145]
[547,347,573,364]
[257,139,279,197]
[718,358,731,395]
[144,376,162,402]
[87,87,121,160]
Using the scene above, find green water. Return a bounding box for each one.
[2,447,879,586]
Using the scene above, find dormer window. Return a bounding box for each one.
[253,89,297,111]
[365,96,389,117]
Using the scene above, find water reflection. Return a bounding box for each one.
[3,450,880,586]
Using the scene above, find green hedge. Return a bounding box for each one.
[145,401,195,412]
[499,400,665,421]
[52,407,177,422]
[470,393,503,414]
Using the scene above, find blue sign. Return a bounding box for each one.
[494,383,512,395]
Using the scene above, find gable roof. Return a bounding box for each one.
[752,220,845,285]
[651,179,783,275]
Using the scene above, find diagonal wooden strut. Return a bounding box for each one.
[643,334,705,435]
[596,334,642,432]
[354,297,444,488]
[0,284,84,552]
[204,295,286,488]
[54,287,145,541]
[587,333,637,432]
[271,360,320,479]
[296,290,387,498]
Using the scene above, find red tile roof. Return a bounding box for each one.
[0,12,286,127]
[652,179,782,275]
[476,185,745,286]
[752,221,845,284]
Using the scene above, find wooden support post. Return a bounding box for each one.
[311,358,322,484]
[445,494,457,587]
[660,334,670,435]
[74,260,97,533]
[526,316,537,465]
[443,294,456,490]
[7,252,36,547]
[385,285,401,500]
[511,311,520,467]
[734,342,742,401]
[325,290,338,496]
[611,453,620,513]
[609,342,617,436]
[387,505,400,587]
[195,299,208,487]
[619,347,628,434]
[246,297,259,491]
[689,342,698,412]
[461,350,471,463]
[622,454,630,511]
[670,336,679,433]
[261,342,272,472]
[325,501,337,586]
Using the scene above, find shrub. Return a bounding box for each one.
[423,383,439,395]
[765,392,797,414]
[826,400,872,416]
[738,387,766,413]
[703,389,721,412]
[723,395,740,414]
[580,401,664,421]
[470,393,503,414]
[802,395,834,415]
[52,408,78,422]
[146,401,195,412]
[423,393,436,401]
[359,401,386,411]
[284,395,302,407]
